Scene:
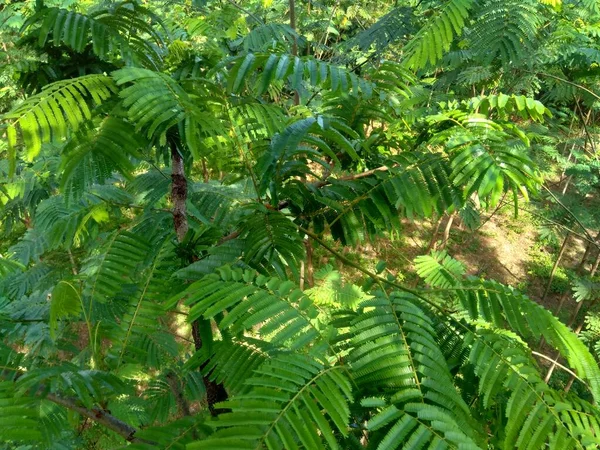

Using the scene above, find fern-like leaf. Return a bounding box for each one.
[189,354,352,450]
[243,23,299,52]
[168,266,328,352]
[226,53,374,97]
[352,292,483,448]
[23,1,166,68]
[2,74,116,165]
[467,329,600,449]
[239,206,305,273]
[49,281,81,340]
[60,116,143,204]
[414,250,466,288]
[468,0,543,66]
[0,380,43,443]
[403,0,476,69]
[82,230,152,305]
[457,280,600,401]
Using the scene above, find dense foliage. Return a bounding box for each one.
[2,0,600,448]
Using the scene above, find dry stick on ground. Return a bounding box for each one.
[425,212,454,253]
[561,101,591,194]
[531,352,590,389]
[472,192,508,234]
[170,139,228,416]
[575,100,596,156]
[559,146,575,194]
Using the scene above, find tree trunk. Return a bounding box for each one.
[564,299,598,392]
[440,213,455,250]
[191,321,229,415]
[544,245,600,385]
[426,214,444,253]
[561,175,572,195]
[305,237,314,287]
[590,249,600,278]
[289,0,300,105]
[541,232,571,303]
[171,143,189,242]
[170,140,228,416]
[577,232,597,272]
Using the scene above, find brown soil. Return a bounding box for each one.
[327,206,593,323]
[449,215,535,285]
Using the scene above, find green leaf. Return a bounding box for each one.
[49,281,82,339]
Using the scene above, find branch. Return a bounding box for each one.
[531,351,589,389]
[526,71,600,102]
[575,99,596,155]
[225,0,264,24]
[45,393,157,445]
[268,165,390,211]
[541,184,596,244]
[298,226,425,300]
[338,166,389,181]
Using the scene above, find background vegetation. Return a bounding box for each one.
[2,0,600,448]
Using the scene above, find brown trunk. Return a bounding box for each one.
[554,292,569,316]
[171,143,189,242]
[170,140,228,416]
[289,0,297,56]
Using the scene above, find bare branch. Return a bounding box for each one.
[45,393,157,445]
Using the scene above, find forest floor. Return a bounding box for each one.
[323,202,590,325]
